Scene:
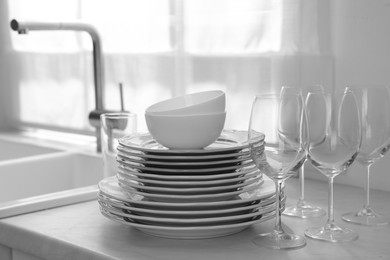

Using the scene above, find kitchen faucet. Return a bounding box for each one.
[10,19,117,152]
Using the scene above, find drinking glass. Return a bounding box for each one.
[282,85,326,218]
[304,89,361,242]
[342,86,390,226]
[101,112,137,178]
[249,93,306,249]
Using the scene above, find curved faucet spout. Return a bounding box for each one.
[10,19,106,151]
[10,19,104,111]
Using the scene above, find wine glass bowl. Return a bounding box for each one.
[304,89,361,242]
[282,85,326,218]
[249,93,306,249]
[342,85,390,226]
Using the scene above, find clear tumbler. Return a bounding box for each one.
[101,112,137,178]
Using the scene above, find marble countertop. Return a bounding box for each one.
[0,177,389,260]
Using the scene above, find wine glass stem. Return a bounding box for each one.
[274,180,284,233]
[298,164,305,204]
[327,176,335,226]
[364,164,372,210]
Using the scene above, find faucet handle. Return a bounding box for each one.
[89,109,116,129]
[119,82,125,111]
[89,82,127,128]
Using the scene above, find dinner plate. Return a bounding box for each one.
[116,151,255,168]
[118,129,264,155]
[99,201,279,226]
[100,208,276,239]
[116,172,263,195]
[117,178,263,202]
[98,176,277,210]
[97,192,283,218]
[117,158,255,174]
[117,145,253,162]
[117,164,259,181]
[117,168,261,188]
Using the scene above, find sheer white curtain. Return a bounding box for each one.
[4,0,332,133]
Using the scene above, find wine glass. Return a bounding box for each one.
[282,85,326,218]
[304,89,361,242]
[342,86,390,226]
[248,93,306,249]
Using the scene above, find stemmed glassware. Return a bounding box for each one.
[342,86,390,226]
[248,93,306,249]
[282,86,326,218]
[304,89,361,242]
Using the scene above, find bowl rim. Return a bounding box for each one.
[146,90,225,113]
[145,111,226,118]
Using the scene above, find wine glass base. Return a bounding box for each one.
[342,211,389,226]
[305,224,358,243]
[283,202,326,218]
[252,230,306,250]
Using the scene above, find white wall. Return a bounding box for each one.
[306,0,390,192]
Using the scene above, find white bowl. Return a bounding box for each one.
[146,90,225,116]
[145,112,226,149]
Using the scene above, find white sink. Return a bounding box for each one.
[0,138,61,161]
[0,138,104,218]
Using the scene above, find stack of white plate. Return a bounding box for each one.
[98,130,285,239]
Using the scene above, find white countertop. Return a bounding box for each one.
[0,177,389,260]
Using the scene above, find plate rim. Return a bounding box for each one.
[100,207,276,235]
[117,145,252,161]
[117,163,259,180]
[116,150,254,166]
[118,129,264,154]
[97,192,281,216]
[116,172,263,194]
[117,169,261,187]
[116,158,255,174]
[99,201,278,224]
[98,175,276,208]
[117,178,262,202]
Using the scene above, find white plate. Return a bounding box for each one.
[118,130,264,155]
[117,158,255,174]
[98,176,277,209]
[116,150,254,167]
[98,192,282,218]
[117,145,253,161]
[118,178,263,202]
[117,164,259,181]
[100,208,276,239]
[100,201,280,226]
[116,172,263,195]
[117,169,261,188]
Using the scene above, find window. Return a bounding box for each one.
[7,0,328,133]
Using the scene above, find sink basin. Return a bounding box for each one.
[0,138,61,161]
[0,138,104,218]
